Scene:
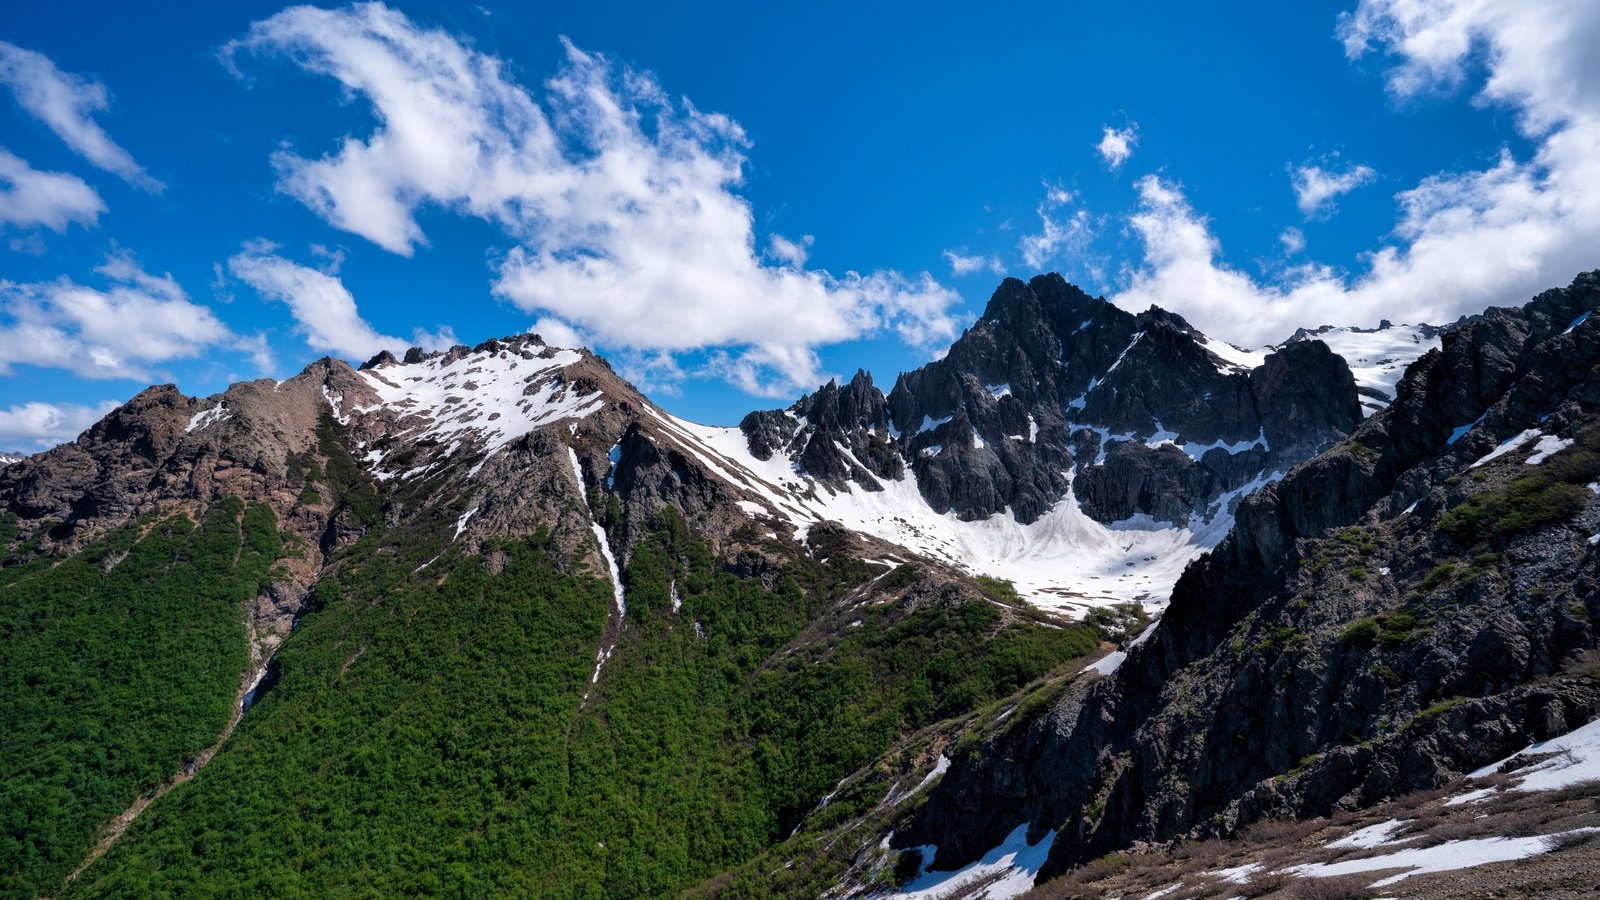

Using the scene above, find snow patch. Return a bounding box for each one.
[185,402,231,434]
[359,342,600,479]
[1469,716,1600,792]
[1527,435,1573,465]
[1291,829,1598,888]
[591,523,626,618]
[453,507,478,540]
[889,822,1056,900]
[1470,428,1539,468]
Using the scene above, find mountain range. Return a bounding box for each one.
[8,271,1599,898]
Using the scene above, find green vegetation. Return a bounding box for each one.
[67,508,1097,898]
[1440,439,1600,541]
[0,499,281,899]
[1338,617,1381,645]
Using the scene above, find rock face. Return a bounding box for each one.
[894,270,1600,883]
[742,274,1363,528]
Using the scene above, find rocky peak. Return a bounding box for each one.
[742,273,1363,530]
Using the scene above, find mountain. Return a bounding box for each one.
[736,273,1363,614]
[0,323,1107,897]
[4,269,1595,898]
[0,452,23,467]
[720,270,1600,897]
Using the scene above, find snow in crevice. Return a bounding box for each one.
[918,414,953,434]
[1564,310,1592,335]
[1448,411,1488,445]
[321,385,350,425]
[567,446,589,506]
[886,755,950,808]
[453,507,478,540]
[591,523,626,618]
[185,402,231,434]
[605,441,622,490]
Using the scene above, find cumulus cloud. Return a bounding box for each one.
[942,250,1003,277]
[228,245,454,361]
[1290,159,1377,217]
[1096,124,1138,170]
[1115,0,1600,346]
[0,41,161,191]
[0,399,118,450]
[0,253,233,380]
[0,147,104,231]
[224,4,960,395]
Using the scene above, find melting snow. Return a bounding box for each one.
[1328,819,1411,849]
[453,507,478,540]
[1291,830,1598,888]
[185,402,231,434]
[1471,428,1540,468]
[1527,435,1573,465]
[591,523,626,618]
[1468,716,1600,792]
[359,342,602,478]
[890,823,1056,900]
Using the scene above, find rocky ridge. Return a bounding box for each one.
[870,270,1600,891]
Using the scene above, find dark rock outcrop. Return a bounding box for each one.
[744,273,1363,527]
[895,270,1600,883]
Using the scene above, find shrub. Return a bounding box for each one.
[1338,618,1381,645]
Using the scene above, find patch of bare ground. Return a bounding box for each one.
[1020,777,1600,900]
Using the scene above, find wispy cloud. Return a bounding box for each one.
[1019,183,1095,272]
[1290,158,1376,217]
[0,252,232,380]
[224,4,959,396]
[228,244,455,362]
[0,399,118,450]
[1096,124,1138,170]
[942,249,1003,277]
[0,147,104,231]
[0,41,161,191]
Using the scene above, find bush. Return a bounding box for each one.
[1338,618,1381,645]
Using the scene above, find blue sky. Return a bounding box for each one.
[2,1,1597,448]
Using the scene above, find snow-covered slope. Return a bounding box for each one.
[1288,322,1443,415]
[348,339,605,480]
[645,409,1266,617]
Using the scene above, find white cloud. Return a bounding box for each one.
[1115,0,1600,345]
[1019,184,1096,272]
[228,246,454,361]
[0,41,161,191]
[1280,226,1307,254]
[531,316,586,350]
[1290,160,1377,217]
[1096,124,1138,170]
[0,253,234,380]
[0,400,118,450]
[943,250,1003,277]
[768,233,812,268]
[225,4,960,395]
[0,147,104,231]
